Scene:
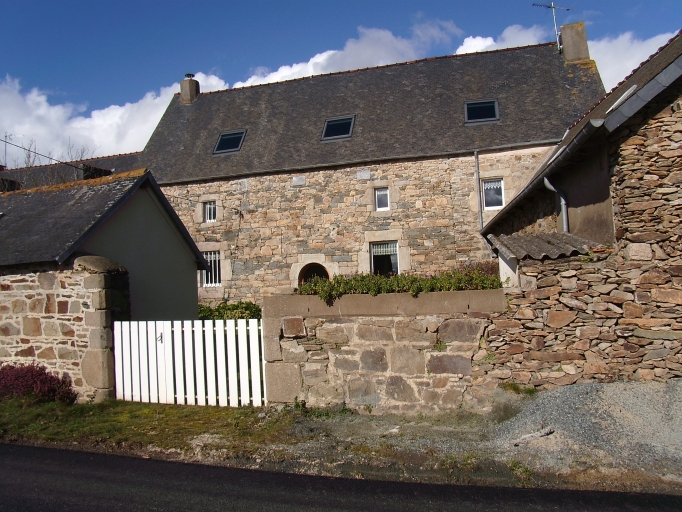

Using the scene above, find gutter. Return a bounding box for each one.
[481,119,604,235]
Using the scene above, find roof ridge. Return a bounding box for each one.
[176,42,557,98]
[2,150,144,173]
[1,168,148,197]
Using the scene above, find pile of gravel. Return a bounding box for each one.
[489,380,682,478]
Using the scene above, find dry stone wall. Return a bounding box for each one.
[0,256,129,402]
[163,147,550,304]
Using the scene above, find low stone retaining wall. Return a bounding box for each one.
[262,290,507,412]
[0,256,129,402]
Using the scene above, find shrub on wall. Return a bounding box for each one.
[0,364,77,405]
[297,261,502,303]
[198,300,262,320]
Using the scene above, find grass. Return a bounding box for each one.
[499,382,537,396]
[0,398,294,455]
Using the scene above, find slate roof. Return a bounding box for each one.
[482,31,682,237]
[0,152,141,189]
[487,232,595,260]
[140,43,605,184]
[0,169,206,268]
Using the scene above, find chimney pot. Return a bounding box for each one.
[180,74,200,104]
[560,22,591,62]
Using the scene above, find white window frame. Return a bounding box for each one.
[201,251,221,287]
[374,187,389,211]
[482,178,504,210]
[203,201,217,222]
[370,241,399,275]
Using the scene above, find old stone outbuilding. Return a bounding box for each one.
[0,170,207,400]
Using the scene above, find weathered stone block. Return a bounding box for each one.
[57,347,79,360]
[36,347,56,360]
[394,319,436,342]
[537,276,559,288]
[520,275,537,291]
[89,328,113,349]
[625,243,653,261]
[651,288,682,304]
[22,317,42,336]
[28,298,45,314]
[390,346,425,375]
[15,346,36,357]
[81,349,115,389]
[576,326,600,339]
[633,328,682,340]
[37,273,57,290]
[308,382,344,404]
[546,310,577,328]
[356,324,393,342]
[438,319,483,344]
[333,356,359,371]
[584,361,610,375]
[265,362,302,402]
[360,348,388,371]
[528,351,584,362]
[426,354,471,375]
[526,286,561,299]
[83,274,108,291]
[282,317,306,338]
[623,302,643,318]
[514,308,536,320]
[385,376,416,402]
[316,323,350,344]
[643,348,671,361]
[281,340,307,362]
[637,269,671,285]
[0,322,19,336]
[85,311,111,328]
[347,377,379,404]
[60,322,75,337]
[302,362,328,386]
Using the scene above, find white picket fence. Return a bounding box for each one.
[113,319,266,407]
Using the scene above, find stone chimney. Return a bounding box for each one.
[560,22,591,62]
[180,73,200,104]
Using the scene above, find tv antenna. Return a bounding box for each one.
[533,3,572,51]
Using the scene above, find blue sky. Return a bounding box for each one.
[1,0,680,167]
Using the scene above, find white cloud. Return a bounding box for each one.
[0,72,227,168]
[588,31,677,91]
[233,21,462,88]
[456,25,550,54]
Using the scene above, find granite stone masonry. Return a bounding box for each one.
[0,256,129,402]
[164,147,550,304]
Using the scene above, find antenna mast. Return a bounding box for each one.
[533,2,572,51]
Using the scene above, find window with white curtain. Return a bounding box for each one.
[370,241,398,276]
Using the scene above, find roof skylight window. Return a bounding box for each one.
[465,100,499,124]
[213,130,246,155]
[321,116,355,141]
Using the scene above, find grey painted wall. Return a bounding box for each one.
[80,186,199,320]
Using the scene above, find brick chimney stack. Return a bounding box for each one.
[180,73,200,104]
[560,22,591,62]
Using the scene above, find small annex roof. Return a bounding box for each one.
[0,152,142,189]
[0,169,207,269]
[140,43,604,184]
[482,30,682,237]
[487,232,596,260]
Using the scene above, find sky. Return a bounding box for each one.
[1,0,680,168]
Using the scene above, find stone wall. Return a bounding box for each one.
[262,290,507,412]
[163,146,551,304]
[0,256,129,402]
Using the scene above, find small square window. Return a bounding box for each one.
[465,100,499,123]
[375,188,389,211]
[370,241,398,276]
[213,130,246,154]
[203,201,217,222]
[482,179,504,210]
[321,116,355,141]
[201,251,221,287]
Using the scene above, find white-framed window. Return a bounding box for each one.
[201,251,221,287]
[482,179,504,210]
[203,201,217,222]
[370,241,398,276]
[375,187,389,211]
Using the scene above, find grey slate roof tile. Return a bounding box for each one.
[140,44,605,184]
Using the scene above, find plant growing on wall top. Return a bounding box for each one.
[198,300,262,320]
[297,261,501,304]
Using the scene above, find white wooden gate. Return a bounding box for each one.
[113,319,265,407]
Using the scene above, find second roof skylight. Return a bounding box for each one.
[321,115,355,141]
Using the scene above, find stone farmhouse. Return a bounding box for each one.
[2,23,605,305]
[475,30,682,386]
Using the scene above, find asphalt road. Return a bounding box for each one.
[0,444,680,512]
